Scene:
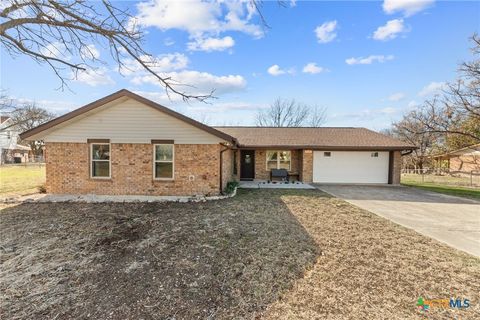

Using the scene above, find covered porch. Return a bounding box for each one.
[236,149,311,183]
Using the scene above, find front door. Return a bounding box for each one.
[240,150,255,180]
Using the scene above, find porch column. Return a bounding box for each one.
[301,150,313,183]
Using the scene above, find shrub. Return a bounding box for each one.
[224,181,239,195]
[38,184,47,193]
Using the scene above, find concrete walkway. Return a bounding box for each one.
[316,185,480,257]
[239,180,315,189]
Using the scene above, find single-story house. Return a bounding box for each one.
[432,143,480,173]
[20,89,415,196]
[0,116,32,164]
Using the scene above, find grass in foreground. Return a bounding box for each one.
[401,181,480,201]
[1,189,479,319]
[0,164,46,196]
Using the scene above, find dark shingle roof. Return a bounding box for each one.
[215,127,415,150]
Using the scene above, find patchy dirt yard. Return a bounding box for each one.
[1,189,479,320]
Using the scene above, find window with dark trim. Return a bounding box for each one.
[154,144,174,179]
[324,152,331,157]
[91,143,110,178]
[371,152,379,157]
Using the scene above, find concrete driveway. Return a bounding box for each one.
[316,185,480,257]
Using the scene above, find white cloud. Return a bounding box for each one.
[373,19,407,41]
[407,100,419,109]
[383,0,435,17]
[388,92,405,101]
[332,107,398,120]
[315,20,337,43]
[80,44,100,60]
[164,38,175,46]
[121,53,189,75]
[187,101,266,113]
[267,64,295,76]
[131,70,246,95]
[40,42,70,60]
[267,64,284,76]
[134,0,263,40]
[73,67,115,87]
[418,81,446,96]
[122,51,245,96]
[10,97,77,114]
[187,36,235,52]
[345,55,394,65]
[302,63,325,74]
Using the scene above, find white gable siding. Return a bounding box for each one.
[42,99,225,144]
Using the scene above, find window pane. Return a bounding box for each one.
[155,162,173,179]
[155,145,173,161]
[92,144,110,160]
[267,160,277,169]
[92,161,109,177]
[266,151,277,161]
[279,161,290,170]
[279,151,291,161]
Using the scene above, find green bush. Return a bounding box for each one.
[224,181,239,195]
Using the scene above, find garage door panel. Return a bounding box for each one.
[313,151,389,184]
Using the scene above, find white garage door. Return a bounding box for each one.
[313,151,389,184]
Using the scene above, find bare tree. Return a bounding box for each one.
[0,0,212,102]
[256,98,327,127]
[389,112,438,170]
[309,105,328,127]
[10,103,55,156]
[409,34,480,145]
[0,90,16,114]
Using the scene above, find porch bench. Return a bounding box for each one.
[270,169,288,181]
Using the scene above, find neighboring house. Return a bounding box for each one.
[20,90,415,196]
[432,143,480,173]
[0,116,31,164]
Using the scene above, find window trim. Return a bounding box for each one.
[153,144,175,180]
[90,143,111,179]
[265,150,291,171]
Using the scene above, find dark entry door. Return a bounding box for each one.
[240,150,255,180]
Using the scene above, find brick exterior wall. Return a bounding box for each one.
[220,148,234,192]
[300,150,313,183]
[391,150,401,185]
[45,142,223,196]
[233,150,240,181]
[253,150,301,180]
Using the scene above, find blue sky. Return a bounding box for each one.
[1,0,479,130]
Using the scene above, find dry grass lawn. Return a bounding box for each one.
[0,164,46,196]
[1,189,479,319]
